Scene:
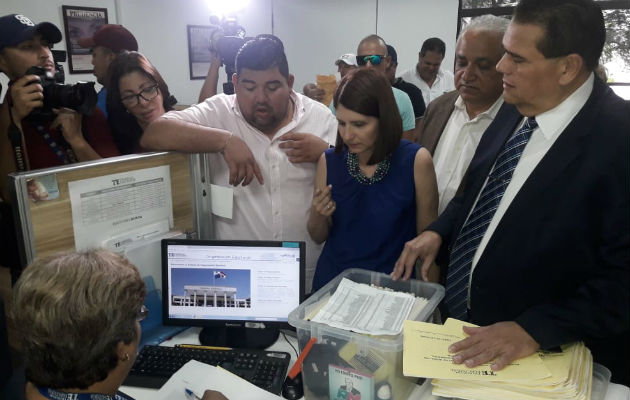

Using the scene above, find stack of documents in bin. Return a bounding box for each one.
[311,278,428,335]
[403,318,593,400]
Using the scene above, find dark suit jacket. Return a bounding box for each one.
[430,77,630,384]
[416,90,459,154]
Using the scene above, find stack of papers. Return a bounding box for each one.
[403,319,593,400]
[311,278,426,335]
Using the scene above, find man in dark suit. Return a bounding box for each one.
[392,0,629,384]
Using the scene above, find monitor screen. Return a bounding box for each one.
[162,239,304,331]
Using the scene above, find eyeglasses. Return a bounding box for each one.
[121,85,159,107]
[136,304,149,322]
[356,55,386,66]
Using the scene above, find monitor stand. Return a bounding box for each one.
[199,326,279,349]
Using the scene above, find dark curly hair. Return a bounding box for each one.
[235,34,289,79]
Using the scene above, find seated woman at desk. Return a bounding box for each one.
[6,249,226,400]
[307,68,438,292]
[107,51,177,154]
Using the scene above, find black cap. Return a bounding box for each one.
[0,14,62,52]
[386,44,398,65]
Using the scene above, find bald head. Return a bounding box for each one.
[356,34,389,73]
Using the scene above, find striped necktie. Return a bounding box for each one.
[444,117,538,320]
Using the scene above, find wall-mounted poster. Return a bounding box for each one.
[62,5,108,73]
[187,25,214,80]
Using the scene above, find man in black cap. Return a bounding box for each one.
[0,14,118,280]
[385,44,426,123]
[78,24,138,117]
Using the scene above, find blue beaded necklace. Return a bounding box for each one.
[346,151,391,185]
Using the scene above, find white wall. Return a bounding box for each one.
[378,0,459,77]
[273,0,378,93]
[1,0,458,105]
[116,0,272,105]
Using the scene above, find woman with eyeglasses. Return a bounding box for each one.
[106,51,177,154]
[5,249,228,400]
[307,68,438,292]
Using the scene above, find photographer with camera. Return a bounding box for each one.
[0,14,119,282]
[0,14,119,185]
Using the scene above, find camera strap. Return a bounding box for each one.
[35,124,78,165]
[7,107,27,172]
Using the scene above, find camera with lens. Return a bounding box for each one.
[208,16,251,94]
[25,50,97,121]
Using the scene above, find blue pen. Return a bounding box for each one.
[185,388,201,400]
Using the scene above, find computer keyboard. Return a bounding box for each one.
[124,345,291,394]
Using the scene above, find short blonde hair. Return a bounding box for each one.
[12,249,146,389]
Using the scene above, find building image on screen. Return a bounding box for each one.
[163,240,305,348]
[171,268,252,308]
[165,241,303,324]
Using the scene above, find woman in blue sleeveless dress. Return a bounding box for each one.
[308,69,438,292]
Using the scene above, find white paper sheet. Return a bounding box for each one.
[210,184,233,218]
[68,165,173,250]
[156,360,282,400]
[311,278,421,335]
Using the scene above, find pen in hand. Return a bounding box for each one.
[185,388,229,400]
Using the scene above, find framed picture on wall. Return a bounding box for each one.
[187,25,214,80]
[62,5,108,73]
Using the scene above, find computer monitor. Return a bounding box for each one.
[162,239,305,349]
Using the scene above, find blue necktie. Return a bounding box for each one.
[444,117,538,320]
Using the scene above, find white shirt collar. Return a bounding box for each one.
[453,95,504,121]
[535,73,594,140]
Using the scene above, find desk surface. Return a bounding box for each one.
[121,328,630,400]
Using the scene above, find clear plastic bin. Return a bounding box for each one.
[288,268,445,400]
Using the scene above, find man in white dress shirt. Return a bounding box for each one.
[400,37,455,105]
[141,35,337,292]
[417,15,509,214]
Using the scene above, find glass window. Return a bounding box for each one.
[602,9,630,99]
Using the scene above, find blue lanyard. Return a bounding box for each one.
[37,387,134,400]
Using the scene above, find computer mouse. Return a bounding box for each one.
[281,372,304,400]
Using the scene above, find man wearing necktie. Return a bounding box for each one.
[392,0,629,385]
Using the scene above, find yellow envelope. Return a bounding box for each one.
[403,319,551,382]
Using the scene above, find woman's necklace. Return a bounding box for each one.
[346,152,391,185]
